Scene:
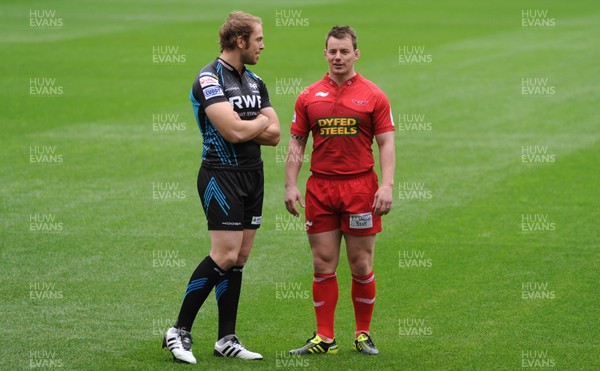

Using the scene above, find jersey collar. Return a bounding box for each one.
[323,72,361,87]
[217,57,247,78]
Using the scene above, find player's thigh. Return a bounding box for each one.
[308,229,343,273]
[344,233,376,276]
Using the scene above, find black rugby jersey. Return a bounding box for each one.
[190,57,271,170]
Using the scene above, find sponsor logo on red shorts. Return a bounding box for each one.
[349,212,373,229]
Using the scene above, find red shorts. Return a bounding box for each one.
[305,170,382,235]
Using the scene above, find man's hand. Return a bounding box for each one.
[252,107,280,146]
[372,184,393,216]
[285,185,305,217]
[204,102,269,143]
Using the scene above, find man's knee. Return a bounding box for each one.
[235,253,249,266]
[346,243,374,275]
[349,259,372,276]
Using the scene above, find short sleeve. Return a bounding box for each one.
[290,90,310,138]
[191,71,228,109]
[258,79,272,109]
[373,91,395,135]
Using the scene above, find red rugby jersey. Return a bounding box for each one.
[291,73,395,176]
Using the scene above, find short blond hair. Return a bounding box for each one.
[219,11,262,51]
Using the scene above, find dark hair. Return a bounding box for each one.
[219,11,262,51]
[325,25,357,50]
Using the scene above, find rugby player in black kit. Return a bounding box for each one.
[163,11,280,364]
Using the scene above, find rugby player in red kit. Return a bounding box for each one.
[285,25,395,355]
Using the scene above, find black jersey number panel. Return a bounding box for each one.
[190,58,271,170]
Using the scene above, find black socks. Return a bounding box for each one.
[175,255,225,331]
[216,266,244,339]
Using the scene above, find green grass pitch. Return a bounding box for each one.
[1,0,599,369]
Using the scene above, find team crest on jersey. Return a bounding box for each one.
[316,116,359,136]
[352,99,368,106]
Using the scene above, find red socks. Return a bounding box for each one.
[312,270,376,339]
[312,273,338,340]
[352,270,376,334]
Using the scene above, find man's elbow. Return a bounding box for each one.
[268,132,281,146]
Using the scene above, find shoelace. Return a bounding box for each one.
[360,337,375,349]
[230,337,246,349]
[307,334,319,344]
[180,334,193,350]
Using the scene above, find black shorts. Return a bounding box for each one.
[197,166,264,230]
